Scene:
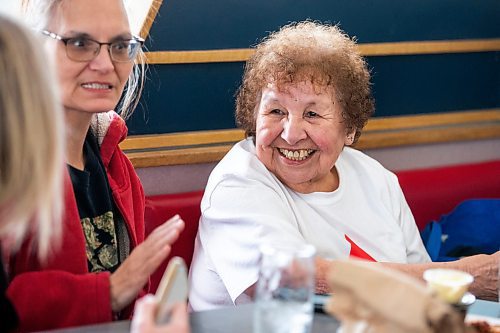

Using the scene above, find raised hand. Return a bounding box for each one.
[110,215,185,312]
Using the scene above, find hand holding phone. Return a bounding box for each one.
[154,257,188,324]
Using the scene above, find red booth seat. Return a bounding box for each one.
[397,160,500,230]
[144,159,500,292]
[144,191,204,293]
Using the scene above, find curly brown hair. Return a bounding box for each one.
[235,21,374,143]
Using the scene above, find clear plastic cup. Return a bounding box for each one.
[253,243,316,333]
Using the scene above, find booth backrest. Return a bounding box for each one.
[144,159,500,292]
[397,160,500,230]
[144,190,204,292]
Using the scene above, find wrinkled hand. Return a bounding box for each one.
[454,251,499,301]
[131,295,190,333]
[110,215,185,312]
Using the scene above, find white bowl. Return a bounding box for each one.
[423,268,474,304]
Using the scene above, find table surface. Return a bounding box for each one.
[41,303,340,333]
[40,299,499,333]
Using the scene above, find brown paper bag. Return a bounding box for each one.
[324,260,471,333]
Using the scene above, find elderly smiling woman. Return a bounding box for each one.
[188,21,499,310]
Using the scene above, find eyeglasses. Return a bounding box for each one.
[42,30,144,63]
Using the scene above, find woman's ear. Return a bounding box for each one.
[344,130,356,146]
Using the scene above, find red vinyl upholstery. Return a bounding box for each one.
[144,191,204,293]
[396,160,500,231]
[143,160,500,292]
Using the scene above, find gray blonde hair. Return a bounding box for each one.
[0,14,64,259]
[236,21,375,143]
[22,0,146,120]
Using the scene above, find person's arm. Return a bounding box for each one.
[381,252,499,301]
[316,252,499,301]
[7,216,185,332]
[198,181,307,306]
[315,257,333,295]
[242,258,332,301]
[7,270,113,331]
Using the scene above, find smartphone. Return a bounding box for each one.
[154,256,188,324]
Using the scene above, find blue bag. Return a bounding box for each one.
[420,199,500,262]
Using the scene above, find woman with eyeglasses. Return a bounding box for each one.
[6,0,186,331]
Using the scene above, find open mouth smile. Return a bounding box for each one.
[278,148,316,161]
[81,83,113,90]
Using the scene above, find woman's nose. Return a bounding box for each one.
[281,118,307,145]
[88,46,114,72]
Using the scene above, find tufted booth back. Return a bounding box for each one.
[397,160,500,230]
[144,190,204,293]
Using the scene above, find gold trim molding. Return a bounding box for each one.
[144,39,500,65]
[139,0,163,39]
[122,109,500,168]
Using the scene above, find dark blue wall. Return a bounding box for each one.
[127,0,500,135]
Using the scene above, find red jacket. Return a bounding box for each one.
[7,112,146,332]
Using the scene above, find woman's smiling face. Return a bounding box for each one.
[255,81,352,193]
[46,0,134,114]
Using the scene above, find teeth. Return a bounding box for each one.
[82,83,111,89]
[278,148,315,161]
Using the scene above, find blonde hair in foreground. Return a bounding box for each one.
[0,14,64,259]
